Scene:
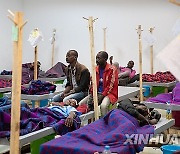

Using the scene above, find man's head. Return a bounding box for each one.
[96,51,108,68]
[30,61,41,70]
[127,60,134,69]
[66,50,78,65]
[134,103,149,117]
[65,99,78,107]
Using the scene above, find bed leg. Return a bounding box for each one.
[164,88,168,93]
[163,129,169,143]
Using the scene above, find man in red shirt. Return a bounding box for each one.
[80,51,118,116]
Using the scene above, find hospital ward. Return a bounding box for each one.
[0,0,180,154]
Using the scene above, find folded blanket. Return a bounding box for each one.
[40,109,154,154]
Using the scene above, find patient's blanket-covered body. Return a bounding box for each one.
[0,105,81,138]
[40,109,154,154]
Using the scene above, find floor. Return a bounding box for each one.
[140,147,162,154]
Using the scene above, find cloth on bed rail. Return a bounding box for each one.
[0,70,12,75]
[147,83,180,104]
[40,109,154,154]
[0,105,80,138]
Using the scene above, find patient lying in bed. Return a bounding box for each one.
[118,99,161,126]
[0,98,81,138]
[48,99,82,127]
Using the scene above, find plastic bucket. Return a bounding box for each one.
[161,145,180,154]
[32,99,48,108]
[152,86,165,96]
[143,85,151,97]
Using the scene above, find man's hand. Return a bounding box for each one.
[61,92,65,98]
[65,116,74,127]
[97,93,105,105]
[65,112,75,127]
[64,89,75,97]
[70,89,75,94]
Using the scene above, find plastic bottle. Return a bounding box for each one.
[48,91,53,105]
[102,145,111,154]
[166,101,172,120]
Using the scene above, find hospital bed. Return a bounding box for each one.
[3,84,64,107]
[0,75,12,79]
[38,76,66,82]
[143,101,180,111]
[128,81,177,93]
[0,87,11,93]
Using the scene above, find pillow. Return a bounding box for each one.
[77,104,89,114]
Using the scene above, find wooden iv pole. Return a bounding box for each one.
[169,0,180,6]
[51,29,56,67]
[7,10,27,154]
[34,45,38,80]
[149,27,155,74]
[83,16,99,120]
[103,27,107,51]
[136,25,144,102]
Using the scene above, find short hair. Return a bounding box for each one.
[69,49,78,58]
[129,60,134,64]
[99,51,108,60]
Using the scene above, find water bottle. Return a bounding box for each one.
[102,145,111,154]
[166,101,172,120]
[48,91,53,106]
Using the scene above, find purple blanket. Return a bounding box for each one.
[148,83,180,105]
[39,62,67,78]
[0,106,81,138]
[40,109,154,154]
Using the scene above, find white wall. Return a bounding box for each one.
[0,0,23,70]
[1,0,180,73]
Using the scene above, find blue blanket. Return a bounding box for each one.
[40,109,154,154]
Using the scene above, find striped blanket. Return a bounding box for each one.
[40,109,154,154]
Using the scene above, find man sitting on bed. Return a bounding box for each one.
[48,99,82,127]
[79,51,118,117]
[53,50,90,103]
[118,99,161,126]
